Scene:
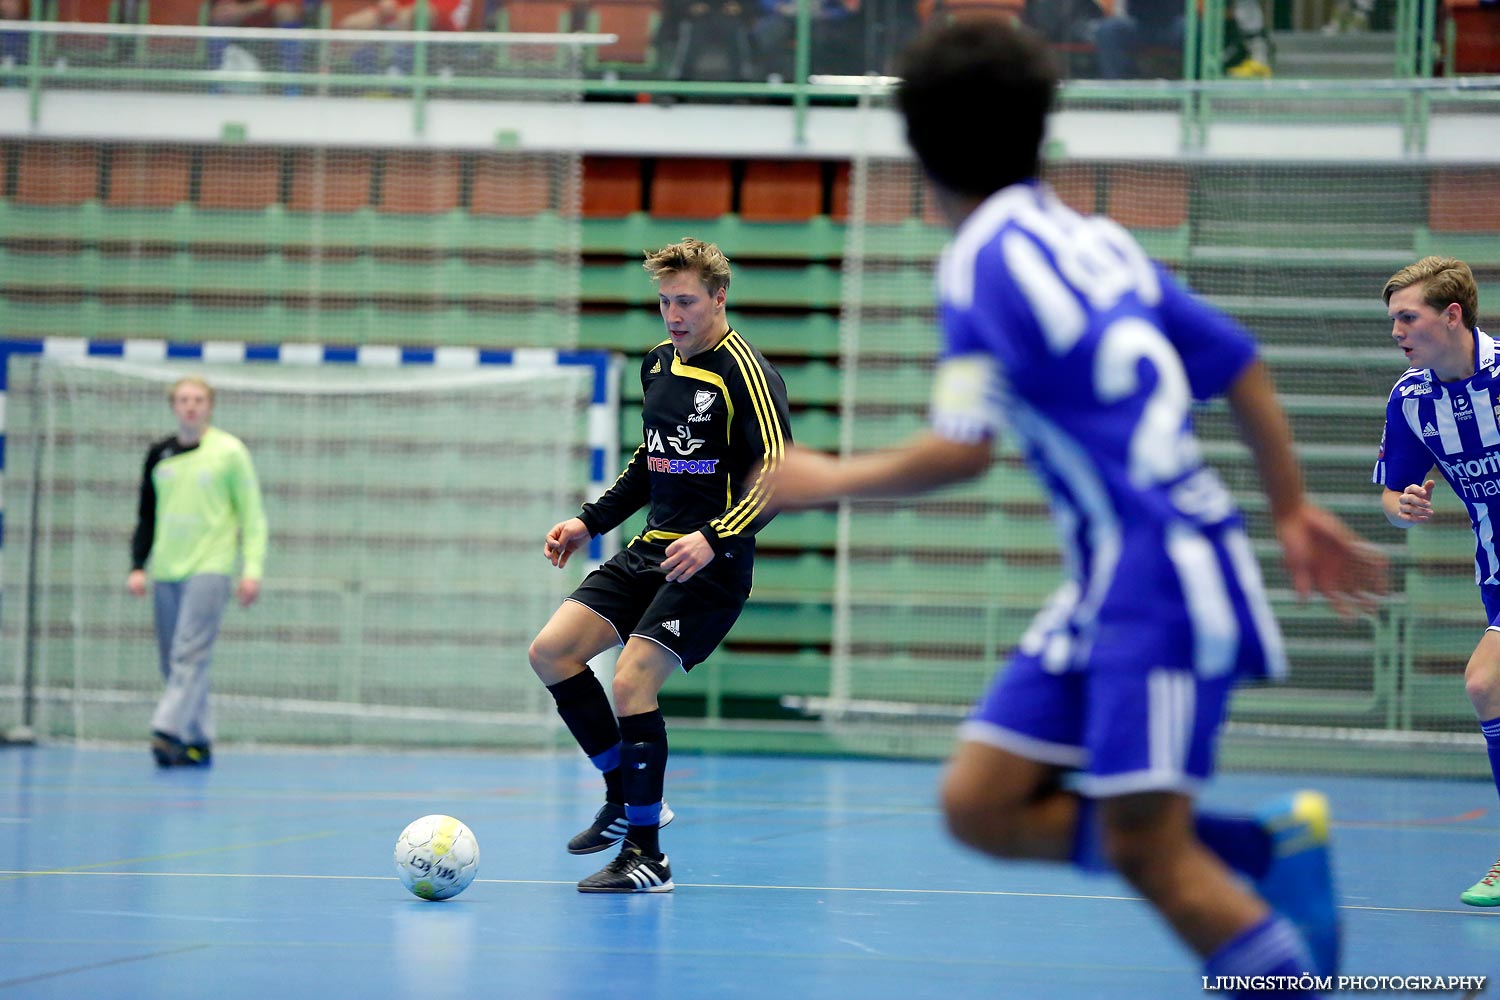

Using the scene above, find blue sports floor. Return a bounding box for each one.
[1,745,1497,1000]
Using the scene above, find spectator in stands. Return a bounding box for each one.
[1372,256,1500,908]
[128,376,267,769]
[339,0,471,77]
[1322,0,1372,33]
[751,0,864,82]
[1021,0,1103,80]
[1092,0,1272,79]
[338,0,470,31]
[659,0,758,82]
[1,0,29,70]
[209,0,308,78]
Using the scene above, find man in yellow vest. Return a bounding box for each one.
[128,376,268,768]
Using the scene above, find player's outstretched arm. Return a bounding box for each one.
[1381,481,1436,529]
[1227,359,1387,617]
[767,433,992,509]
[543,517,591,569]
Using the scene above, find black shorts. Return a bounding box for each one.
[566,539,752,671]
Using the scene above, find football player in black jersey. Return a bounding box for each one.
[529,238,792,893]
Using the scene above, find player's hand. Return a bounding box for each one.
[238,577,261,608]
[543,517,590,569]
[662,531,715,583]
[1396,479,1436,523]
[1275,502,1387,619]
[127,569,147,598]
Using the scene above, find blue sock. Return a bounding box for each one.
[618,709,668,857]
[1482,717,1500,803]
[546,670,623,803]
[208,35,229,69]
[1196,811,1273,880]
[1203,915,1319,998]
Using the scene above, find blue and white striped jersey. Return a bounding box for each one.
[926,180,1285,680]
[1374,326,1500,584]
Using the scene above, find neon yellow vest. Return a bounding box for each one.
[148,426,267,581]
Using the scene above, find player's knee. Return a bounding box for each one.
[1097,796,1182,884]
[527,634,564,677]
[1464,663,1500,715]
[939,772,1021,855]
[1099,829,1157,883]
[610,668,654,716]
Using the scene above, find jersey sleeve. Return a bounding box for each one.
[578,354,655,537]
[1372,388,1434,490]
[703,344,792,551]
[230,442,268,580]
[1153,263,1258,402]
[130,444,160,571]
[579,442,650,537]
[929,250,1013,444]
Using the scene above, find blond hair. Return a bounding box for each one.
[168,375,215,405]
[642,238,732,295]
[1384,256,1479,330]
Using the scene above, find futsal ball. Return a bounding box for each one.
[394,814,480,901]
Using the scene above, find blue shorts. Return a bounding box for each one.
[961,522,1281,798]
[962,649,1237,799]
[961,583,1249,800]
[1482,584,1500,629]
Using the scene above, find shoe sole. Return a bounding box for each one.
[1460,891,1500,906]
[577,881,675,894]
[567,804,676,856]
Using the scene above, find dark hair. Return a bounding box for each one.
[895,20,1057,199]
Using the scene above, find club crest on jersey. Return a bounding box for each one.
[688,390,717,423]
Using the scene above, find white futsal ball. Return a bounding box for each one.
[394,814,480,900]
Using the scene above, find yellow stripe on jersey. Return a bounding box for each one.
[720,333,783,533]
[669,353,735,443]
[641,529,688,543]
[715,332,786,538]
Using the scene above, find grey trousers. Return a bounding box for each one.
[149,574,231,745]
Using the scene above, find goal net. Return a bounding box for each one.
[1,348,612,749]
[820,77,1500,774]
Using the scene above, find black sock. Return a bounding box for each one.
[546,670,623,804]
[618,709,668,858]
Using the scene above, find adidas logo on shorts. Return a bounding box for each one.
[663,620,680,636]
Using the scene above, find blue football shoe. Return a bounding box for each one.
[1256,790,1340,979]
